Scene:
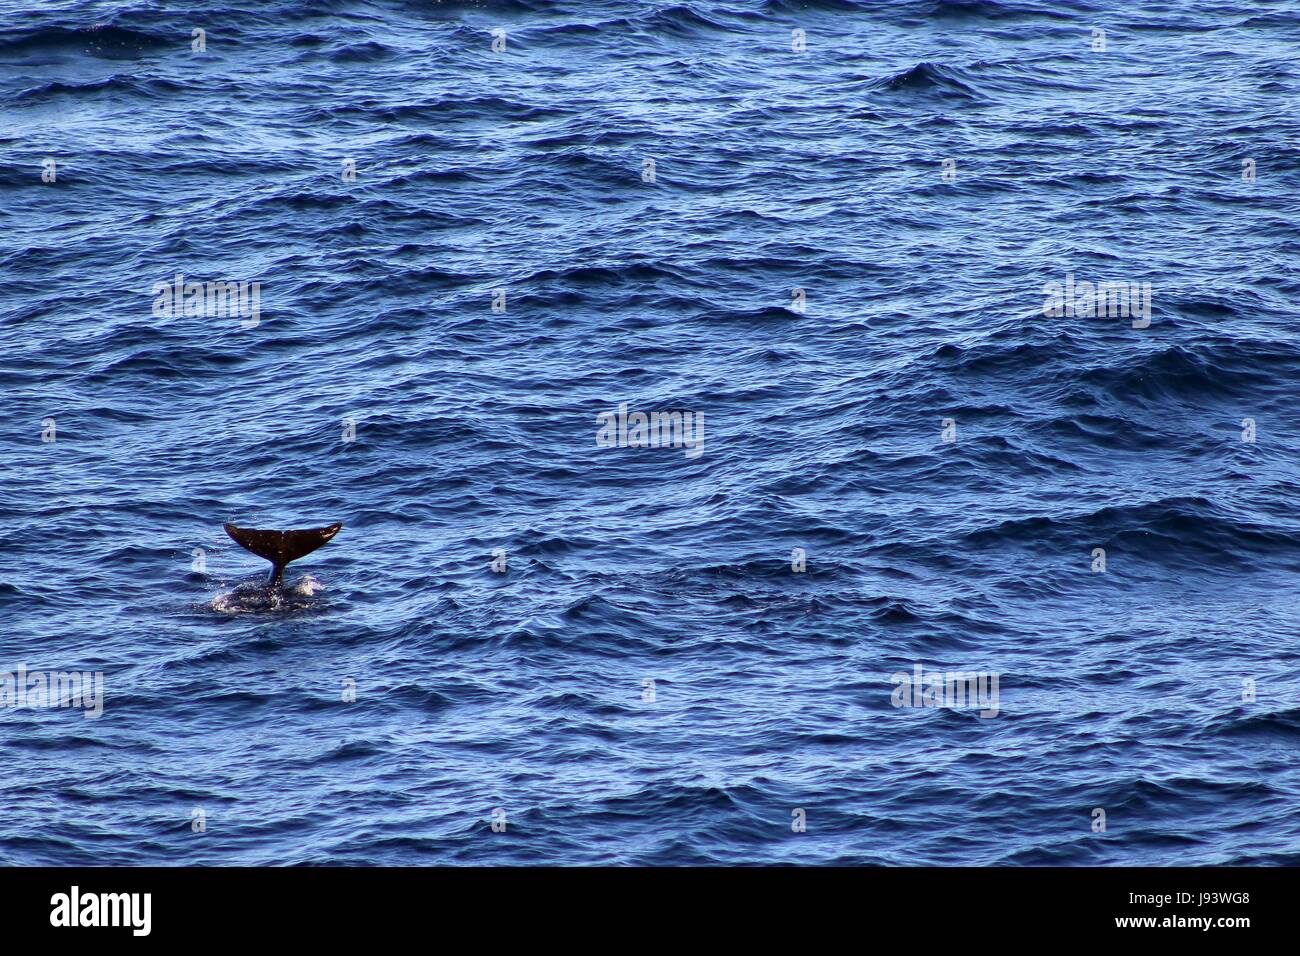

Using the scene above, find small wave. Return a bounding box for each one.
[1211,707,1300,742]
[921,0,1081,19]
[1079,339,1298,402]
[17,74,185,101]
[325,40,397,63]
[961,495,1300,569]
[0,23,173,60]
[600,4,733,39]
[861,62,989,103]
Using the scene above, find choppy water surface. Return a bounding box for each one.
[2,0,1299,865]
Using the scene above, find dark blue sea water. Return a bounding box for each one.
[2,0,1299,866]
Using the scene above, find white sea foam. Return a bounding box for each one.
[208,576,324,614]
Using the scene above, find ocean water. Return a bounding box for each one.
[2,0,1299,866]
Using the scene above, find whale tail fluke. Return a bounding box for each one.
[223,522,342,587]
